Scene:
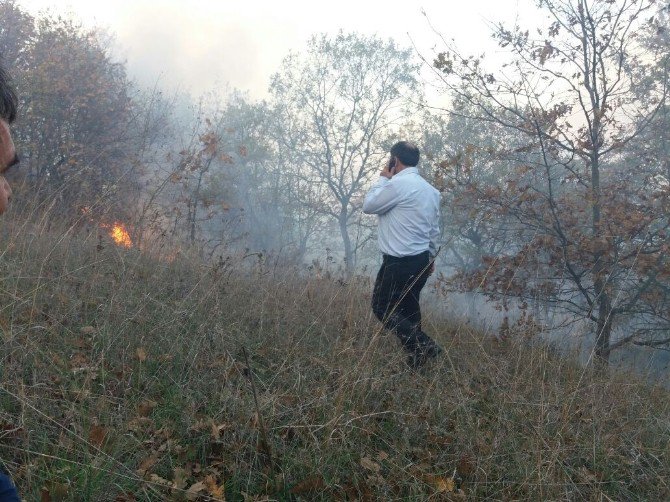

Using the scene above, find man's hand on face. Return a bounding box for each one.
[380,160,395,179]
[0,119,17,215]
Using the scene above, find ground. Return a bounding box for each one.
[1,227,669,501]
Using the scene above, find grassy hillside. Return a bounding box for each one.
[0,222,669,501]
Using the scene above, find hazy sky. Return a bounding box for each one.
[18,0,541,99]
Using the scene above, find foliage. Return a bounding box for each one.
[0,0,139,219]
[431,0,670,361]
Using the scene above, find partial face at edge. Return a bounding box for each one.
[0,119,16,214]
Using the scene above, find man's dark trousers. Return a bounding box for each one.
[0,472,20,501]
[372,251,436,355]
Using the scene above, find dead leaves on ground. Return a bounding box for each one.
[40,482,69,502]
[137,462,226,500]
[137,399,158,417]
[423,474,456,493]
[290,475,325,496]
[175,471,225,501]
[356,452,466,499]
[131,416,228,500]
[88,424,109,448]
[359,456,381,473]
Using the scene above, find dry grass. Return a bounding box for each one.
[0,219,669,501]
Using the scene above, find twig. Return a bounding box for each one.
[241,346,274,467]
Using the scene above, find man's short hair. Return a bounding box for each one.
[0,64,17,124]
[391,141,420,167]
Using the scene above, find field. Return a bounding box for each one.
[1,220,669,501]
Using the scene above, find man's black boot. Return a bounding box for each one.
[407,341,443,369]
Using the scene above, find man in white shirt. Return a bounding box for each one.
[363,141,442,368]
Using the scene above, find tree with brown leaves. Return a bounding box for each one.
[432,0,669,362]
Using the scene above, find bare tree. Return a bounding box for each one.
[270,32,421,274]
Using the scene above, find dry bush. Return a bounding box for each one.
[0,213,669,501]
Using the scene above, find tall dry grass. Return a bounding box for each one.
[0,211,669,501]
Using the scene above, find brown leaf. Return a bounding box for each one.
[89,425,108,448]
[204,474,225,499]
[360,456,381,473]
[136,347,147,362]
[80,326,96,335]
[457,453,476,477]
[137,400,158,417]
[41,482,69,501]
[136,454,159,475]
[186,481,206,501]
[148,474,171,487]
[211,422,230,440]
[172,467,188,491]
[290,475,325,495]
[424,475,455,493]
[127,417,154,433]
[70,352,90,369]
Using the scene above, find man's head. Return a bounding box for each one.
[390,141,420,168]
[0,63,18,215]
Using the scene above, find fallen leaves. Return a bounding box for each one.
[290,475,325,496]
[424,474,455,493]
[211,422,230,441]
[40,482,69,502]
[457,453,476,477]
[204,475,225,499]
[360,456,381,473]
[136,454,159,476]
[172,467,189,491]
[185,475,225,501]
[137,400,158,417]
[148,474,171,487]
[185,480,206,500]
[88,425,108,448]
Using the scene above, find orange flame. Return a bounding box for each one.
[103,222,133,248]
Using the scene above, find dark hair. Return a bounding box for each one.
[0,64,18,124]
[390,141,420,167]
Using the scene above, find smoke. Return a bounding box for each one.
[18,0,543,101]
[113,5,270,97]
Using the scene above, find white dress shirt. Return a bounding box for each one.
[362,167,441,258]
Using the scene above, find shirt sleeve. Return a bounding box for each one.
[362,177,402,215]
[429,192,441,257]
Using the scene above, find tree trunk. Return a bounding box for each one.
[590,128,611,363]
[339,209,354,276]
[594,278,613,364]
[189,169,205,245]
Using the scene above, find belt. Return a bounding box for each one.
[382,250,430,262]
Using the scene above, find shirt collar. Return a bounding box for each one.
[394,167,418,178]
